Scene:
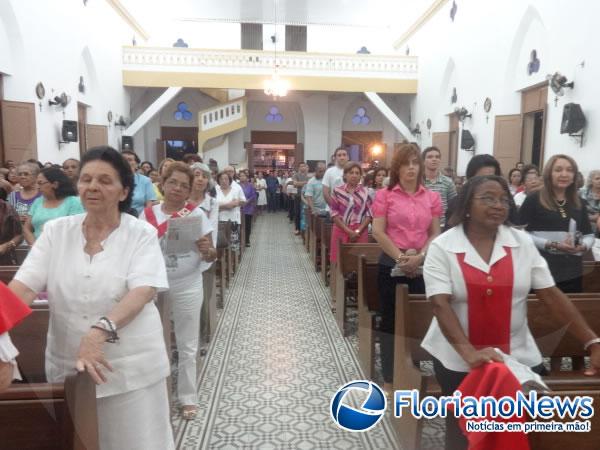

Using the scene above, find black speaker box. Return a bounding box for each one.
[561,103,586,134]
[61,120,78,142]
[122,136,134,150]
[461,129,475,149]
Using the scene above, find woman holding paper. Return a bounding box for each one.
[423,175,600,450]
[519,155,594,293]
[140,161,216,420]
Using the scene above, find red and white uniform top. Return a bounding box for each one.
[422,224,555,372]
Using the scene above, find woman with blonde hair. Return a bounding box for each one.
[519,154,594,292]
[580,169,600,226]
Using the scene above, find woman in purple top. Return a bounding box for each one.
[7,162,42,224]
[239,171,257,247]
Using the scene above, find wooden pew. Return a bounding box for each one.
[391,286,600,450]
[0,265,19,285]
[200,265,217,344]
[333,242,380,336]
[357,256,381,379]
[311,215,323,272]
[2,304,99,449]
[216,221,231,308]
[320,220,332,286]
[15,247,29,265]
[529,390,600,450]
[0,373,99,450]
[583,261,600,292]
[303,208,311,251]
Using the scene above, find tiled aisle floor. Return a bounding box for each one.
[173,213,398,449]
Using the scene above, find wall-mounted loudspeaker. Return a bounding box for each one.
[122,136,134,150]
[561,103,586,134]
[61,120,78,142]
[461,129,475,150]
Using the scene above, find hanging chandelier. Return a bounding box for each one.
[263,0,290,98]
[264,68,289,98]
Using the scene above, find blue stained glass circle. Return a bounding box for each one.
[177,102,188,112]
[361,116,370,125]
[174,111,183,121]
[357,107,366,117]
[274,113,283,122]
[352,115,361,125]
[265,114,274,122]
[183,111,192,121]
[269,106,279,115]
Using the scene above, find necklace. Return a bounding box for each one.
[555,199,567,219]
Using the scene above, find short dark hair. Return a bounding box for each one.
[333,147,347,157]
[40,167,77,200]
[449,175,513,227]
[507,168,522,181]
[81,146,134,212]
[521,164,539,177]
[183,153,202,164]
[121,150,140,164]
[422,146,441,159]
[465,154,502,179]
[216,171,233,185]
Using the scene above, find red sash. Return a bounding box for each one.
[0,282,31,334]
[456,247,513,354]
[144,203,196,238]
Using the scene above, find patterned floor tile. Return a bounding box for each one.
[173,213,398,449]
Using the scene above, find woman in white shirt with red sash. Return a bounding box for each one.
[140,162,216,420]
[422,175,600,450]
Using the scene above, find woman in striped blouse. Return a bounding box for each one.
[329,161,372,264]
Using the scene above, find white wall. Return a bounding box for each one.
[0,0,132,163]
[403,0,599,175]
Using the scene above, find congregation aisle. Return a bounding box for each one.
[173,212,397,449]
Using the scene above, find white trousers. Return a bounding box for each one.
[169,274,203,406]
[97,379,174,450]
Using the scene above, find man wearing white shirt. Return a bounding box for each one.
[322,147,349,206]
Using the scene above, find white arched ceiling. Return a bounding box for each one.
[0,0,24,74]
[79,46,100,107]
[504,5,548,92]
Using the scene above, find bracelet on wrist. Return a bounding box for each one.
[584,337,600,351]
[96,317,119,343]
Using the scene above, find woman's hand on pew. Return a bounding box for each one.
[76,328,113,385]
[584,345,600,376]
[464,347,504,369]
[0,361,13,393]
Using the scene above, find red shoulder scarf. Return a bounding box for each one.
[143,203,196,238]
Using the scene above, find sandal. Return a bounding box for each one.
[181,405,198,421]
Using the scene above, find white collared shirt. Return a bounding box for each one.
[14,213,170,398]
[421,224,555,372]
[216,183,246,224]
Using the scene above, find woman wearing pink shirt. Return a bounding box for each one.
[329,162,372,264]
[372,143,442,393]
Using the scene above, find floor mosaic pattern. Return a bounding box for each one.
[173,213,398,449]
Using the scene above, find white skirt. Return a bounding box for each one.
[97,379,174,450]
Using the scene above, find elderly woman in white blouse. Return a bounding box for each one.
[9,147,174,450]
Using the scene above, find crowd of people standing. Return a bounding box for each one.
[0,144,599,450]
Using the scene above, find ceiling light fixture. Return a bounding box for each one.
[264,0,289,99]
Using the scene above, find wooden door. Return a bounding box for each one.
[431,132,451,169]
[156,139,166,163]
[245,141,253,172]
[493,114,523,176]
[295,142,304,165]
[85,125,108,150]
[0,100,37,163]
